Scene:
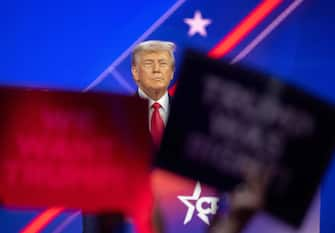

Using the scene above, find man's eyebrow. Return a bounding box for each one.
[143,59,154,62]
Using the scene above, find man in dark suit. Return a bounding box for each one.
[82,40,176,233]
[131,40,175,146]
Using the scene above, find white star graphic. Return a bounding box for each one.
[184,10,212,37]
[178,182,219,225]
[178,182,202,224]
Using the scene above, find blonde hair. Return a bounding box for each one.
[131,40,176,68]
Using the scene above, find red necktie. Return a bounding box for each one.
[151,102,164,146]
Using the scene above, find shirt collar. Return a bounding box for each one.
[138,88,169,111]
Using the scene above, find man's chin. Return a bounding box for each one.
[150,84,168,90]
[150,86,168,93]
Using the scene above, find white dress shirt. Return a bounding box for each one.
[138,88,170,131]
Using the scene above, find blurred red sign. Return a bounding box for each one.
[0,87,152,217]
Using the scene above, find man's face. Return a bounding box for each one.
[132,50,174,95]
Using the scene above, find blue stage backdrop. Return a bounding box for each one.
[1,0,335,233]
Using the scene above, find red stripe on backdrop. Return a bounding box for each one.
[208,0,282,58]
[169,0,282,96]
[20,207,65,233]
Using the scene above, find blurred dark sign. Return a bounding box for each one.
[156,50,335,227]
[0,87,152,216]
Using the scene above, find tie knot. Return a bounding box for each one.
[152,102,161,110]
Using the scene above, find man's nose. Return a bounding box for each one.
[153,62,160,72]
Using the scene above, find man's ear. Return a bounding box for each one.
[131,65,139,82]
[170,71,174,81]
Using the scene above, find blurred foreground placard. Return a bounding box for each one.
[0,87,152,215]
[156,50,335,227]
